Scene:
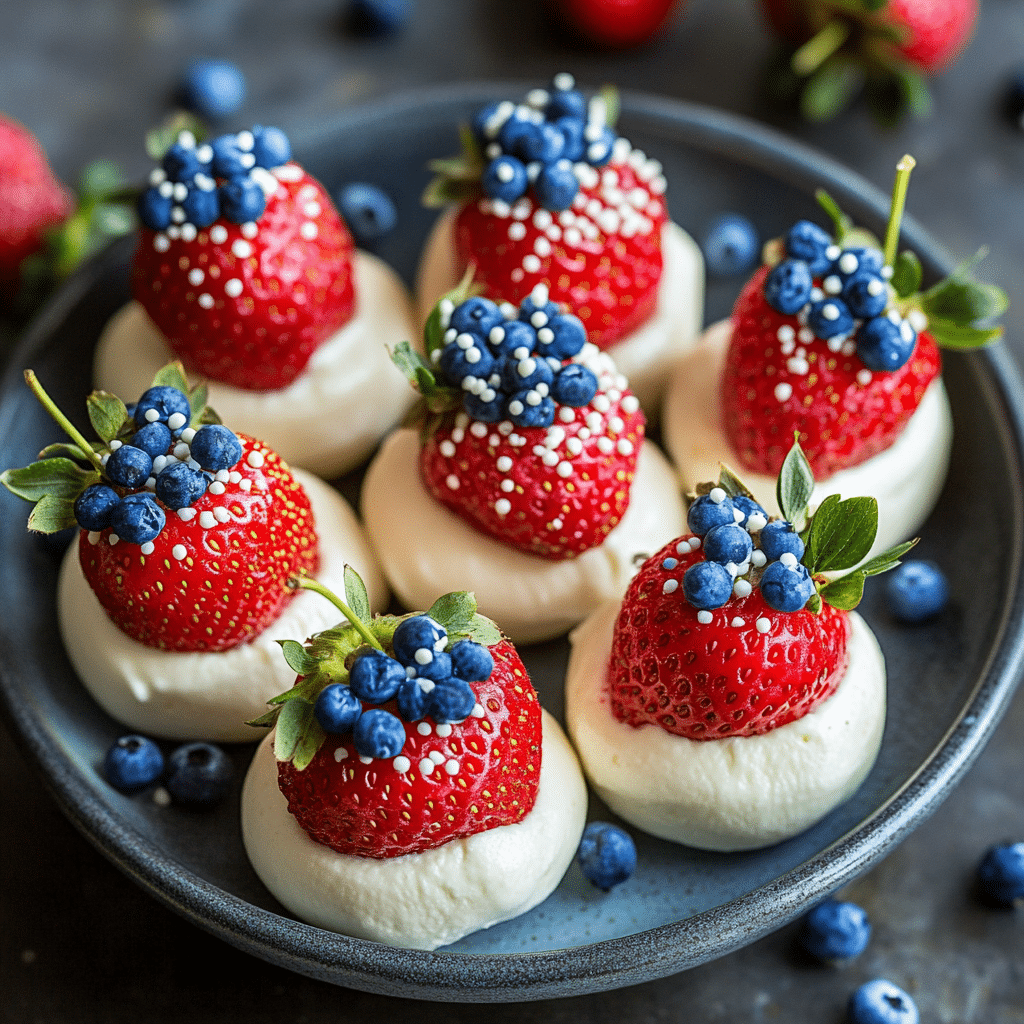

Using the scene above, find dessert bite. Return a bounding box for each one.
[94,126,416,478]
[241,576,587,950]
[0,364,386,741]
[663,157,1005,556]
[361,283,686,643]
[565,442,913,851]
[416,73,704,412]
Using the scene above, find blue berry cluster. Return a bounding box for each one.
[137,126,292,232]
[434,293,598,427]
[73,385,244,545]
[683,490,814,614]
[472,74,617,212]
[104,734,233,805]
[764,220,919,373]
[312,615,495,761]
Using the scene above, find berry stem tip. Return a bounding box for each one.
[883,154,916,269]
[23,369,106,475]
[287,573,383,651]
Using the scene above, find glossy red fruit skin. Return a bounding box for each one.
[0,115,74,291]
[419,390,645,560]
[453,157,667,351]
[721,266,942,480]
[277,639,543,858]
[132,169,356,392]
[79,434,319,653]
[607,538,851,740]
[555,0,679,47]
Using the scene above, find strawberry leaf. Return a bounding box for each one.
[246,707,281,729]
[87,390,130,442]
[858,538,918,576]
[145,112,207,161]
[464,614,503,647]
[423,270,481,358]
[815,190,852,243]
[389,341,462,414]
[274,697,326,770]
[818,570,866,610]
[427,591,480,635]
[891,250,922,298]
[599,84,620,129]
[925,320,1003,349]
[37,441,96,462]
[803,495,878,574]
[921,272,1008,327]
[151,361,191,393]
[27,493,78,533]
[344,565,371,626]
[1,458,98,502]
[777,439,815,527]
[278,639,320,677]
[801,57,864,123]
[717,463,756,501]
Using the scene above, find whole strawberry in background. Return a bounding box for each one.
[762,0,978,122]
[551,0,681,48]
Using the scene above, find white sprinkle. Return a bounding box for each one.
[731,617,746,628]
[435,723,453,737]
[471,703,485,718]
[393,756,411,773]
[550,517,563,530]
[908,308,928,332]
[439,440,457,458]
[168,412,187,431]
[496,455,513,472]
[153,235,170,252]
[300,222,318,240]
[508,221,527,241]
[470,422,488,438]
[176,508,197,522]
[747,513,768,532]
[857,368,873,386]
[709,487,727,504]
[417,678,435,694]
[210,225,228,244]
[414,648,433,665]
[188,268,204,286]
[733,579,753,599]
[239,479,252,491]
[756,617,771,634]
[180,224,197,242]
[244,450,264,469]
[198,293,214,309]
[208,481,226,495]
[662,579,679,595]
[87,531,100,545]
[566,437,583,455]
[617,438,634,456]
[697,610,713,624]
[798,327,815,343]
[523,254,541,273]
[198,511,216,529]
[787,356,810,375]
[751,549,767,567]
[241,222,258,239]
[152,787,171,807]
[826,245,841,260]
[417,722,432,736]
[775,382,794,402]
[823,275,843,295]
[780,552,798,567]
[140,541,155,556]
[542,450,559,467]
[444,759,460,776]
[556,461,573,478]
[500,479,514,492]
[225,278,243,298]
[597,436,614,454]
[446,474,460,490]
[495,498,512,515]
[419,758,434,776]
[428,750,445,765]
[172,544,187,560]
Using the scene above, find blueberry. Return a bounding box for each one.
[702,214,759,277]
[180,59,246,120]
[703,523,753,567]
[347,0,410,36]
[352,709,406,759]
[130,421,173,459]
[506,390,555,428]
[134,386,191,429]
[857,315,916,372]
[501,353,554,393]
[538,314,587,359]
[105,445,153,488]
[886,560,949,623]
[976,842,1024,907]
[847,979,919,1024]
[834,246,885,282]
[74,484,121,531]
[349,648,406,702]
[807,296,855,340]
[551,364,598,407]
[439,338,496,387]
[759,559,815,613]
[546,87,586,122]
[397,677,433,721]
[518,293,560,328]
[313,683,363,734]
[336,182,397,244]
[180,183,220,229]
[498,108,538,157]
[482,155,528,204]
[471,101,511,144]
[554,116,585,161]
[584,126,616,166]
[162,140,208,183]
[210,134,254,179]
[763,258,813,315]
[759,519,804,561]
[533,160,579,212]
[843,272,889,319]
[155,461,208,509]
[449,640,494,682]
[250,125,291,168]
[731,495,768,531]
[103,735,165,793]
[687,493,736,537]
[109,493,166,545]
[450,296,504,338]
[392,615,447,667]
[164,742,233,805]
[410,650,453,683]
[138,187,173,230]
[682,560,733,610]
[429,678,477,723]
[519,121,566,164]
[189,424,243,471]
[784,220,833,276]
[487,318,536,357]
[463,391,506,422]
[577,821,637,891]
[800,899,871,962]
[219,176,266,224]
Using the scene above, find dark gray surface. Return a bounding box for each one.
[2,0,1024,1019]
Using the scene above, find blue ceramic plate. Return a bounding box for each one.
[2,85,1023,1002]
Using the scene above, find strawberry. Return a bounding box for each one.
[1,363,319,653]
[257,578,541,858]
[720,157,1003,480]
[391,284,645,560]
[0,114,74,296]
[132,127,355,392]
[607,441,913,739]
[761,0,978,122]
[424,75,668,351]
[552,0,681,48]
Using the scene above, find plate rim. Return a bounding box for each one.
[2,82,1024,1002]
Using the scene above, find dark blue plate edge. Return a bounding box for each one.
[0,84,1022,1002]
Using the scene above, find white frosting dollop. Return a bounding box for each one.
[57,471,388,741]
[415,210,704,414]
[565,601,886,852]
[241,709,588,950]
[94,251,417,479]
[360,428,686,644]
[661,320,953,557]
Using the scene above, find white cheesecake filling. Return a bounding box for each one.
[241,709,588,950]
[57,471,388,742]
[360,428,686,645]
[661,320,953,557]
[565,601,886,852]
[415,209,704,413]
[94,251,418,479]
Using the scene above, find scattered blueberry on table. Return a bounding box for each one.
[701,213,759,276]
[103,735,165,793]
[179,59,247,120]
[164,742,234,806]
[800,898,871,963]
[976,842,1024,907]
[577,821,637,891]
[347,0,410,36]
[886,560,949,623]
[335,182,398,244]
[848,979,919,1024]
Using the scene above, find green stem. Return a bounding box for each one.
[289,574,384,651]
[883,154,916,269]
[792,20,851,76]
[24,369,106,474]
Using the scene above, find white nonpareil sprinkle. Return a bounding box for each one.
[334,747,349,761]
[414,648,433,665]
[439,440,456,458]
[140,542,155,555]
[495,498,511,515]
[446,474,460,490]
[787,357,809,375]
[417,722,432,736]
[621,395,640,414]
[731,617,745,628]
[428,750,445,765]
[557,461,573,478]
[780,552,798,567]
[496,456,513,472]
[300,222,318,240]
[188,268,204,286]
[393,756,411,774]
[198,293,214,309]
[733,579,752,598]
[697,610,713,624]
[617,439,634,456]
[774,382,793,402]
[247,450,265,468]
[857,369,873,386]
[662,579,679,595]
[756,617,771,634]
[199,511,216,529]
[225,278,243,298]
[709,487,726,504]
[444,759,459,776]
[419,758,434,776]
[168,412,187,431]
[500,479,514,492]
[176,507,197,522]
[751,549,767,567]
[171,544,187,560]
[208,481,226,495]
[435,723,452,737]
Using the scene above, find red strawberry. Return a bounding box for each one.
[552,0,681,49]
[277,637,542,858]
[0,114,74,295]
[721,265,941,479]
[132,132,355,392]
[607,536,851,739]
